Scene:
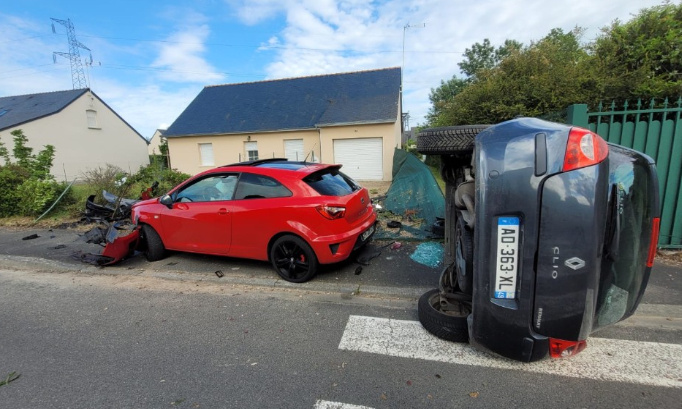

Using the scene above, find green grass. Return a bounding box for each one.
[429,165,445,193]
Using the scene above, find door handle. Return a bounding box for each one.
[218,208,228,215]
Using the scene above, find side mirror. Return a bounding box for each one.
[159,194,173,209]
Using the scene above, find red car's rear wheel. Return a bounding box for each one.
[270,235,318,283]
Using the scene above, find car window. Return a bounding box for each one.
[233,173,292,200]
[175,174,238,202]
[304,168,360,196]
[594,147,656,329]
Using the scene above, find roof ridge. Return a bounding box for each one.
[0,88,88,100]
[205,67,401,89]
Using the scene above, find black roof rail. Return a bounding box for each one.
[221,158,289,167]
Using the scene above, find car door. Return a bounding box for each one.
[160,174,238,255]
[227,172,294,260]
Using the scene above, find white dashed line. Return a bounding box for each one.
[314,400,375,409]
[338,315,682,388]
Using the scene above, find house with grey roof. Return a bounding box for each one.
[164,67,402,181]
[0,89,149,181]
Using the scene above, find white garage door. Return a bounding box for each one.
[284,139,304,161]
[333,138,383,181]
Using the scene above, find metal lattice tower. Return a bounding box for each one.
[51,18,92,89]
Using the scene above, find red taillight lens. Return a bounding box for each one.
[316,205,346,220]
[549,338,587,358]
[563,127,609,171]
[647,217,661,267]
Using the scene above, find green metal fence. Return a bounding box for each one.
[567,99,682,248]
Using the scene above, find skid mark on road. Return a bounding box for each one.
[338,315,682,388]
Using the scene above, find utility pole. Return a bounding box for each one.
[401,23,425,132]
[51,18,92,89]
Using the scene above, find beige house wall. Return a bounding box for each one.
[167,120,401,180]
[0,90,149,182]
[319,121,401,181]
[167,129,321,175]
[148,129,165,155]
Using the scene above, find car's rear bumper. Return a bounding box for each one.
[309,213,377,264]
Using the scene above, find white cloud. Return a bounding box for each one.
[93,80,199,139]
[228,0,668,127]
[151,25,225,83]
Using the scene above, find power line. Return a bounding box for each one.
[75,33,465,54]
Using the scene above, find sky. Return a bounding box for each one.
[0,0,670,140]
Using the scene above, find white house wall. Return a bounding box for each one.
[0,91,149,182]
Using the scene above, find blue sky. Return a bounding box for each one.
[0,0,668,139]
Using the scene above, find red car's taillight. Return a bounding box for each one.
[563,127,609,171]
[647,217,661,267]
[316,205,346,220]
[549,338,587,358]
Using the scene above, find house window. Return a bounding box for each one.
[199,143,214,166]
[86,109,99,128]
[245,141,258,161]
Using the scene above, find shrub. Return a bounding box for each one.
[80,164,127,203]
[16,179,66,217]
[0,164,29,217]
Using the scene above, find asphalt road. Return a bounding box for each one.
[0,226,680,408]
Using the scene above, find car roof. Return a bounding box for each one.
[202,159,340,179]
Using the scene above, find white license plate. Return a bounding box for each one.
[494,217,520,299]
[361,224,375,241]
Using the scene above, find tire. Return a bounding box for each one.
[417,125,490,155]
[455,216,474,295]
[141,224,166,261]
[270,235,318,283]
[418,289,470,343]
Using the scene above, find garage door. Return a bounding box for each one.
[333,138,383,181]
[284,139,304,161]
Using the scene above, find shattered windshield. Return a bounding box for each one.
[594,146,656,330]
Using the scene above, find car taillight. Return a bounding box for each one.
[316,205,346,220]
[549,338,587,358]
[563,127,609,171]
[647,217,661,267]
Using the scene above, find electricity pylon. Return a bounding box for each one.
[51,18,92,89]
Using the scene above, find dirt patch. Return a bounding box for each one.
[360,181,391,200]
[657,250,682,266]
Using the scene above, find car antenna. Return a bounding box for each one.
[303,142,318,164]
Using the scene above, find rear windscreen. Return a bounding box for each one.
[304,168,360,196]
[594,146,657,330]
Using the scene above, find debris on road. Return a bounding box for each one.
[75,222,140,266]
[410,242,443,268]
[21,234,39,241]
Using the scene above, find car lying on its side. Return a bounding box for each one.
[417,118,660,362]
[129,159,377,283]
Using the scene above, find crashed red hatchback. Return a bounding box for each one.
[130,159,377,282]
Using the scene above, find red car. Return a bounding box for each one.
[130,159,377,282]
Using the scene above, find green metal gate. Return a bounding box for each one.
[567,99,682,248]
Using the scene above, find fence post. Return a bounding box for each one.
[566,104,589,127]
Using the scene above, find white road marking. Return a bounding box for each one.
[314,400,374,409]
[338,315,682,389]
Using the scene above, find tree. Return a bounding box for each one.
[425,77,469,125]
[426,38,523,126]
[8,129,55,180]
[437,28,592,125]
[458,39,522,79]
[0,139,9,164]
[588,2,682,101]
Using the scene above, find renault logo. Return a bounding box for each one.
[565,257,586,270]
